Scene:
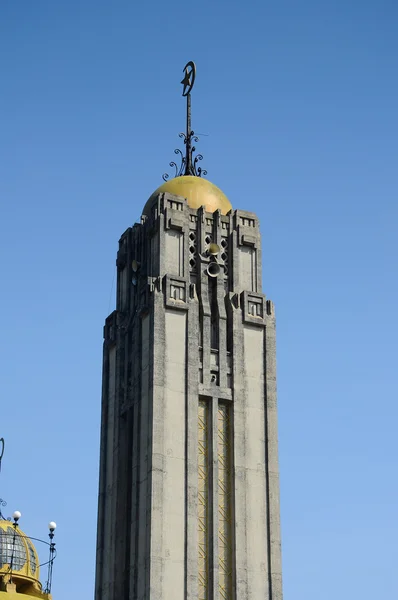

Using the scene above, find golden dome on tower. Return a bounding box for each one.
[144,175,232,216]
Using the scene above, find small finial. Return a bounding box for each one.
[0,438,4,473]
[12,510,21,523]
[163,61,207,182]
[48,521,57,534]
[181,61,196,96]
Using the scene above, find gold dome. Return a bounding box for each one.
[0,519,49,599]
[144,176,232,216]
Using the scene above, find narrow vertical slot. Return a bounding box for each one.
[209,278,219,350]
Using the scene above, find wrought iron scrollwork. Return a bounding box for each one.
[162,61,208,182]
[163,131,208,181]
[0,498,8,520]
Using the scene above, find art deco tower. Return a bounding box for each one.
[95,62,283,600]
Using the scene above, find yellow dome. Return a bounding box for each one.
[0,519,49,598]
[144,176,232,216]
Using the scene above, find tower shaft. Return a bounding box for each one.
[95,191,283,600]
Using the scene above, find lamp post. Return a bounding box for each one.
[9,510,21,583]
[44,521,57,594]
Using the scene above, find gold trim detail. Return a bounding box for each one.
[198,400,210,600]
[218,403,233,599]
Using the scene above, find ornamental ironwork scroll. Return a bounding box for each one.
[163,61,207,181]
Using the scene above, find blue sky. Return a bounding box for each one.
[1,1,397,598]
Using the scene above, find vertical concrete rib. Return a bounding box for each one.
[104,344,116,599]
[137,313,151,599]
[95,340,110,600]
[265,306,283,600]
[211,396,219,600]
[230,302,247,600]
[186,294,200,599]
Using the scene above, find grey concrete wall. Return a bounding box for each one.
[95,191,283,600]
[150,310,186,599]
[265,305,283,600]
[137,313,151,599]
[242,325,269,599]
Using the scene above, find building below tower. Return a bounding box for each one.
[0,439,57,600]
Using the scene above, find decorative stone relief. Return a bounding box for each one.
[240,216,255,227]
[241,291,266,325]
[189,230,198,272]
[204,232,212,254]
[220,237,229,276]
[168,199,183,211]
[170,282,186,301]
[164,275,188,310]
[104,311,118,343]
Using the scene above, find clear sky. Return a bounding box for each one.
[1,1,397,598]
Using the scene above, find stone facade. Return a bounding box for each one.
[95,191,283,600]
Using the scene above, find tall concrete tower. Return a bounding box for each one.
[95,62,283,600]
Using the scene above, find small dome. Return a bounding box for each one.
[0,520,39,579]
[0,519,44,596]
[144,176,232,216]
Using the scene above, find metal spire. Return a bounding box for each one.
[0,438,4,474]
[163,61,207,181]
[0,437,6,519]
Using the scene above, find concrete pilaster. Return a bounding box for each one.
[186,293,200,600]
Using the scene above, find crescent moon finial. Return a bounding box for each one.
[0,438,4,473]
[181,61,196,97]
[162,61,207,180]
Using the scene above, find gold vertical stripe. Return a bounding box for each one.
[218,403,233,600]
[198,400,209,600]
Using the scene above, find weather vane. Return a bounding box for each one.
[163,61,207,181]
